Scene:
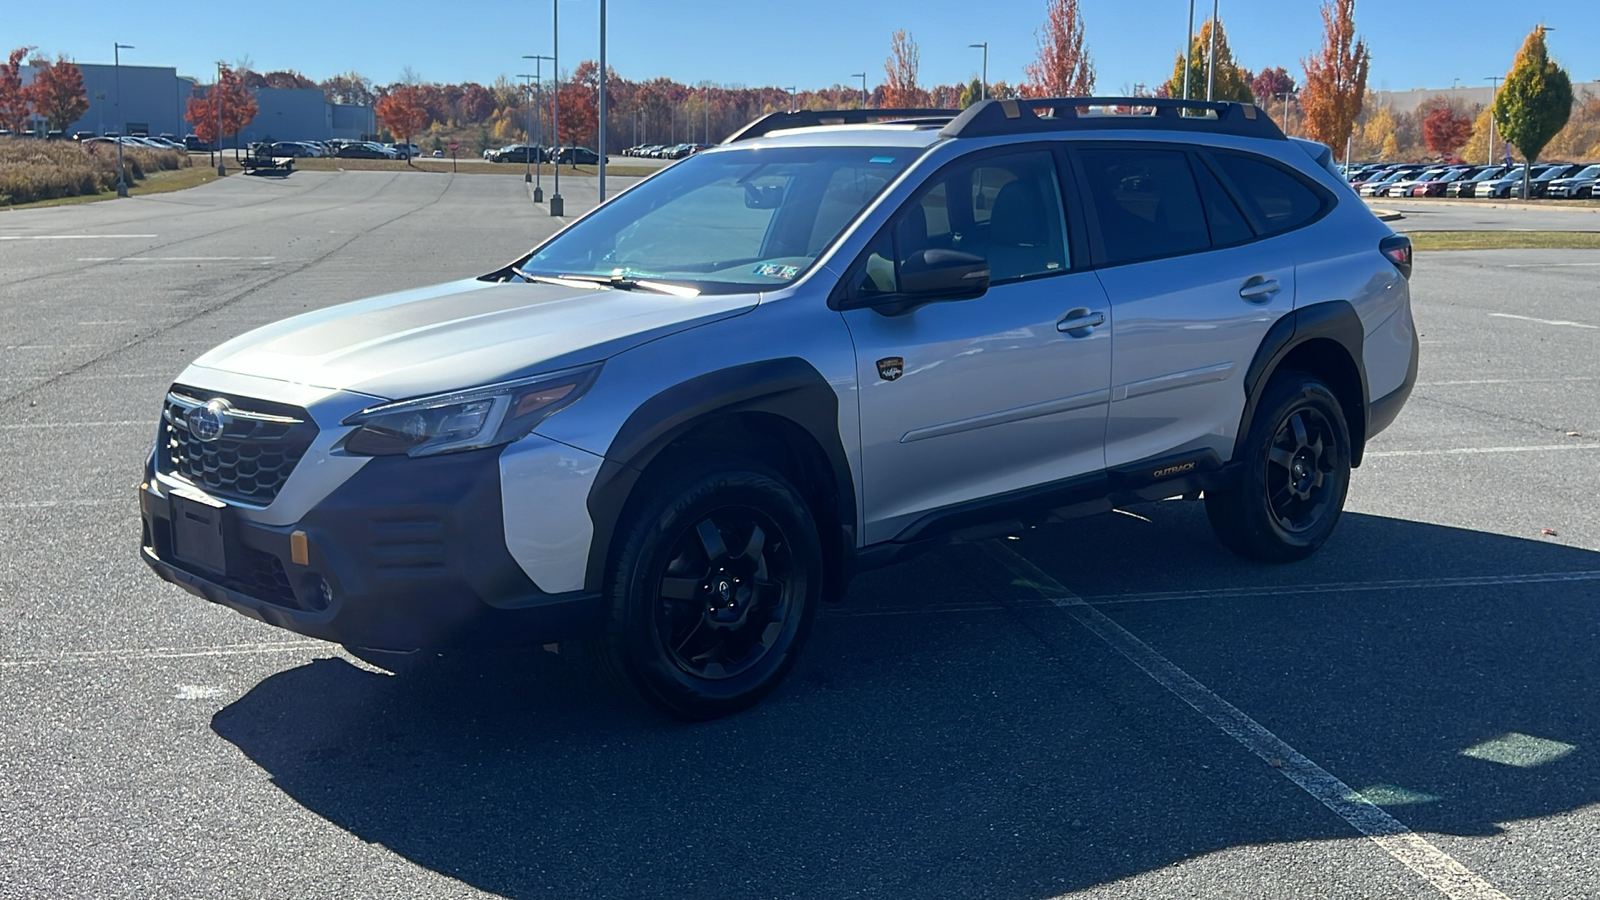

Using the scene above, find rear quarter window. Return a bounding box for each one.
[1211,152,1327,236]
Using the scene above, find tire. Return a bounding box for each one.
[1205,372,1352,562]
[590,462,823,720]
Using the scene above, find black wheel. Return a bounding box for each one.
[1206,372,1351,562]
[591,463,822,720]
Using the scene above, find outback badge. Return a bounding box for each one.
[876,357,904,382]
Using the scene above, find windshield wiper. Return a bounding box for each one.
[555,273,701,298]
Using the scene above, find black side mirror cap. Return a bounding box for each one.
[837,249,990,316]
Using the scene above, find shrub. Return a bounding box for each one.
[0,137,189,205]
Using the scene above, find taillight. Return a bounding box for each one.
[1380,234,1413,280]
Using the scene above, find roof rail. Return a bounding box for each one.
[939,97,1285,141]
[723,108,959,144]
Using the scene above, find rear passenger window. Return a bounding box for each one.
[1191,159,1254,247]
[1078,148,1209,266]
[1211,153,1325,235]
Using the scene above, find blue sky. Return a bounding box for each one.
[9,0,1597,92]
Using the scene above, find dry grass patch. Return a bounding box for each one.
[0,138,191,206]
[1409,231,1600,251]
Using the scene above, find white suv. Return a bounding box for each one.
[140,98,1418,719]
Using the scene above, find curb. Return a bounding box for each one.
[1364,197,1600,213]
[1370,208,1404,222]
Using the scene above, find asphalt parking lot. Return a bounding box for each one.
[3,170,1598,899]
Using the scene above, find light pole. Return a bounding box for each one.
[969,43,988,101]
[1206,0,1218,101]
[523,54,552,200]
[851,73,866,108]
[598,0,608,201]
[702,85,710,143]
[519,73,536,183]
[1182,0,1195,101]
[550,0,563,217]
[215,61,226,176]
[1485,75,1502,166]
[785,86,797,112]
[114,43,133,197]
[1277,90,1296,137]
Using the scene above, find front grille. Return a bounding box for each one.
[160,387,319,505]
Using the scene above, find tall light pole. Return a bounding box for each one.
[114,43,134,197]
[969,43,988,101]
[1485,75,1502,165]
[215,61,226,176]
[1206,0,1218,101]
[851,73,866,108]
[1277,90,1295,137]
[1182,0,1195,101]
[523,54,552,200]
[549,0,563,217]
[598,0,608,201]
[785,85,797,112]
[519,73,536,183]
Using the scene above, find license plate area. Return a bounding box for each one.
[171,490,229,575]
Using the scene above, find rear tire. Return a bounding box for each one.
[590,461,822,720]
[1206,372,1351,562]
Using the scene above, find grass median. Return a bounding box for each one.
[292,157,659,177]
[1409,231,1600,251]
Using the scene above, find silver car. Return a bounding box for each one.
[140,98,1418,719]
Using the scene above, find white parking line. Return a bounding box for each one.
[75,256,277,262]
[1,640,325,667]
[1489,312,1597,329]
[823,569,1600,619]
[0,234,157,240]
[981,542,1512,900]
[0,420,148,429]
[1420,377,1600,386]
[1503,262,1600,268]
[1367,443,1599,458]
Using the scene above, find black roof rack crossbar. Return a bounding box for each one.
[939,97,1285,141]
[724,108,960,144]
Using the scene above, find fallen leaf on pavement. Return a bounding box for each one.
[1541,528,1558,536]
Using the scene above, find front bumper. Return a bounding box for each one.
[141,445,603,650]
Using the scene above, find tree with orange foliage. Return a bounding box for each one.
[0,47,35,133]
[25,56,90,132]
[1299,0,1370,150]
[375,86,430,162]
[882,30,926,108]
[185,65,258,156]
[1422,103,1473,159]
[1021,0,1095,98]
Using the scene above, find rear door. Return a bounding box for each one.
[1072,144,1311,470]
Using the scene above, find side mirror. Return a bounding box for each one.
[843,248,990,317]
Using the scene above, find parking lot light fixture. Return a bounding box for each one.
[550,0,563,217]
[519,74,536,184]
[785,86,797,112]
[969,43,988,101]
[1484,76,1502,165]
[1182,0,1195,101]
[599,0,607,201]
[524,55,553,201]
[216,61,226,177]
[114,43,134,197]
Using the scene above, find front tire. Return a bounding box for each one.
[1206,373,1352,562]
[591,463,822,720]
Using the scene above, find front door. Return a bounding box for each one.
[840,148,1112,544]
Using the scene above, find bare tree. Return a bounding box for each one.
[882,30,926,107]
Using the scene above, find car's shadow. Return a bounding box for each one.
[212,508,1600,898]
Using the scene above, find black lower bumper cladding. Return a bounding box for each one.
[142,446,601,650]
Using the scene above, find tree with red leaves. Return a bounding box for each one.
[1422,102,1474,159]
[1021,0,1095,98]
[185,65,258,156]
[1251,67,1295,106]
[25,56,89,132]
[883,30,926,108]
[0,47,35,133]
[375,86,430,161]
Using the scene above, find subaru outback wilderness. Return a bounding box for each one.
[141,98,1418,719]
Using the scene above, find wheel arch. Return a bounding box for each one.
[583,359,856,600]
[1238,301,1370,467]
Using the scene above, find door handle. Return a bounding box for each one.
[1239,277,1281,302]
[1057,309,1106,334]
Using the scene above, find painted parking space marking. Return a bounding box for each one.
[980,541,1513,900]
[1,640,325,668]
[1503,262,1600,268]
[0,420,148,429]
[0,234,157,240]
[1366,443,1600,458]
[75,256,277,262]
[1489,312,1597,329]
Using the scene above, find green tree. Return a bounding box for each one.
[1165,20,1253,105]
[1493,26,1573,199]
[959,77,985,108]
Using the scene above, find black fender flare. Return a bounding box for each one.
[582,358,857,594]
[1236,300,1370,466]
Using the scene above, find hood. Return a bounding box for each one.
[192,278,759,399]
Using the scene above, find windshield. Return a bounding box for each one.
[1577,165,1600,179]
[520,145,918,294]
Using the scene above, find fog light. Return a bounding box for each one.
[316,577,335,608]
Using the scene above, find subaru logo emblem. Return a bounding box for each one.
[187,399,231,442]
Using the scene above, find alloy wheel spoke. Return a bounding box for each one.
[1290,411,1309,448]
[660,577,701,601]
[1268,446,1296,470]
[695,519,728,562]
[741,524,766,563]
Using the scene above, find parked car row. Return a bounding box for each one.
[1343,162,1600,200]
[484,144,604,165]
[622,143,709,159]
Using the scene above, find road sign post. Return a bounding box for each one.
[449,140,459,173]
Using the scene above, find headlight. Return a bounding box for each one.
[340,364,600,457]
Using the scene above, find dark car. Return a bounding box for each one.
[552,146,601,165]
[268,142,318,158]
[491,144,546,163]
[1445,166,1506,197]
[1478,165,1547,199]
[1544,164,1600,199]
[334,143,392,159]
[184,134,209,151]
[1526,164,1579,198]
